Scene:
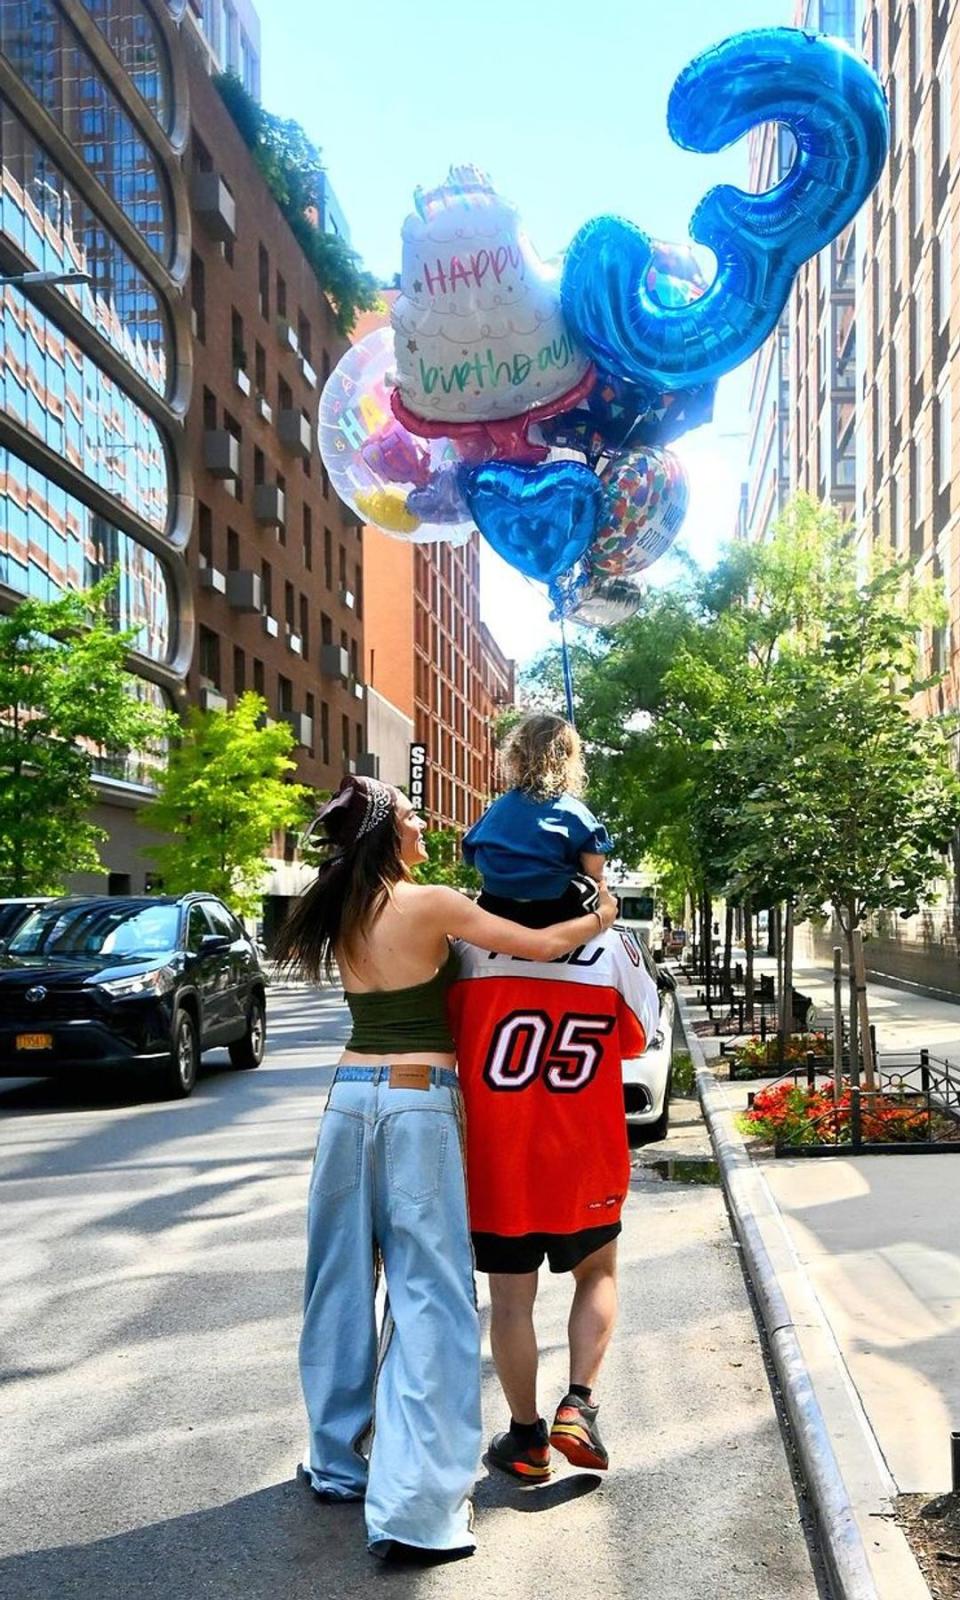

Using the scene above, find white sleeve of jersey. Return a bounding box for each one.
[608,929,661,1048]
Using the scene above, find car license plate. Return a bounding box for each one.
[15,1032,53,1051]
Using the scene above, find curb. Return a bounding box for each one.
[677,993,931,1600]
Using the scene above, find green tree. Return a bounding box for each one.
[214,72,380,335]
[140,693,311,917]
[0,580,173,895]
[414,828,480,892]
[525,494,960,1066]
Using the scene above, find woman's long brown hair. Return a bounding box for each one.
[273,811,409,983]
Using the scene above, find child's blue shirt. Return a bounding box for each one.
[463,789,613,900]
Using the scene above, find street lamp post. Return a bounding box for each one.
[0,269,93,288]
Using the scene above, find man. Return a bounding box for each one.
[447,921,659,1478]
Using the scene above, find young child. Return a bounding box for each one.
[463,713,612,923]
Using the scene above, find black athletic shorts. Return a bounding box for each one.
[472,1221,621,1275]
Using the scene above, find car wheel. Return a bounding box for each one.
[160,1009,199,1099]
[645,1066,673,1143]
[229,995,266,1070]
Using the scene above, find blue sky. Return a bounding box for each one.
[261,0,790,662]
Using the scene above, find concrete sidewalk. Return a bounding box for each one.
[712,954,960,1498]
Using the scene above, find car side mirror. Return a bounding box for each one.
[199,933,230,955]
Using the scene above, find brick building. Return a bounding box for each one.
[181,32,367,906]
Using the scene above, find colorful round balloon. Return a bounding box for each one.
[589,446,689,577]
[317,326,474,544]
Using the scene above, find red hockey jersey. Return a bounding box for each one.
[447,930,660,1237]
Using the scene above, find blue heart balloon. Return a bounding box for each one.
[461,460,602,585]
[561,28,889,391]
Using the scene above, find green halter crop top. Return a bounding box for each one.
[344,946,459,1054]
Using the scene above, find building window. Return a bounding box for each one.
[913,285,926,381]
[261,558,272,616]
[278,376,293,414]
[285,580,295,629]
[203,387,217,430]
[258,244,270,319]
[300,594,310,659]
[891,341,903,419]
[936,50,951,173]
[231,308,245,374]
[936,215,951,331]
[915,434,928,526]
[341,714,350,767]
[276,273,287,319]
[276,473,286,545]
[255,342,267,399]
[306,692,315,749]
[278,675,293,714]
[253,657,265,698]
[303,505,313,570]
[912,145,925,238]
[324,528,333,588]
[320,701,330,764]
[355,563,364,620]
[321,613,332,646]
[198,625,220,687]
[254,447,265,486]
[224,411,243,500]
[891,210,901,285]
[937,389,952,490]
[298,313,312,362]
[197,502,213,568]
[227,527,239,570]
[234,645,246,694]
[190,252,206,342]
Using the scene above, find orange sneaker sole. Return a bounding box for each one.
[550,1423,609,1471]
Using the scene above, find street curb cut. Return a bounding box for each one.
[677,994,882,1600]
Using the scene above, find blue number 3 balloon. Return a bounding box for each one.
[561,28,889,392]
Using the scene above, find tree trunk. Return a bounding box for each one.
[744,895,755,1026]
[851,925,877,1093]
[766,902,778,957]
[702,890,713,1008]
[775,905,783,997]
[722,902,734,995]
[841,903,860,1086]
[778,901,795,1063]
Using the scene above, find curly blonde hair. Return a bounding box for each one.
[501,713,586,799]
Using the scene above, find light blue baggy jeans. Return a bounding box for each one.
[299,1066,482,1554]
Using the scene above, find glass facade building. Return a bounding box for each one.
[0,0,190,812]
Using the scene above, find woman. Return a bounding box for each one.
[276,774,617,1564]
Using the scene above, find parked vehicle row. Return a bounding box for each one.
[0,894,266,1099]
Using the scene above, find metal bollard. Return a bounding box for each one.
[747,1092,755,1108]
[806,1051,816,1089]
[921,1047,931,1096]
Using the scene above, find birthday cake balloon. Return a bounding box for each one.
[391,165,590,429]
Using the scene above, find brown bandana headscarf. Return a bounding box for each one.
[303,775,398,852]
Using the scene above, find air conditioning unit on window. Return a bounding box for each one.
[192,171,236,243]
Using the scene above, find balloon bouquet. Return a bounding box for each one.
[318,28,889,684]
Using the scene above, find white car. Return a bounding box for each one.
[622,959,674,1141]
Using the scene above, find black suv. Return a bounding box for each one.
[0,894,267,1098]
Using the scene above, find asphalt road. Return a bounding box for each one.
[0,984,826,1599]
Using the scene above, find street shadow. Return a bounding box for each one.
[0,1478,371,1600]
[473,1468,601,1512]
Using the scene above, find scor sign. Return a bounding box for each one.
[409,742,427,810]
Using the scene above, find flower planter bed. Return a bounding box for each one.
[737,1077,960,1156]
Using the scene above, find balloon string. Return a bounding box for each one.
[560,618,576,726]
